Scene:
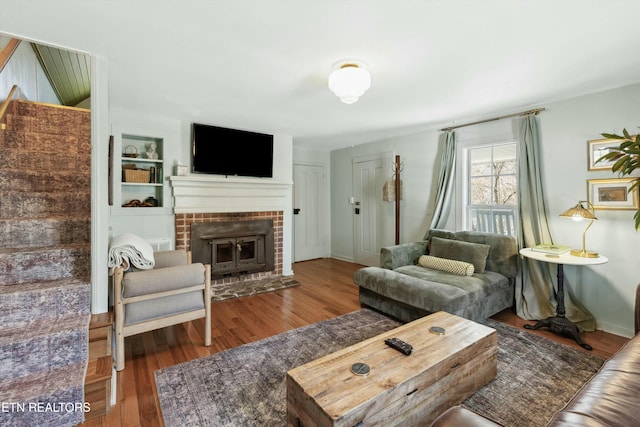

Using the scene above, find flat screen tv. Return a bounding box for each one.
[192,123,274,178]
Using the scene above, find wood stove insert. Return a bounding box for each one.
[191,220,274,278]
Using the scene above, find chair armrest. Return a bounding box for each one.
[380,241,428,270]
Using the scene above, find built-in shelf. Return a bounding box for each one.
[114,133,166,210]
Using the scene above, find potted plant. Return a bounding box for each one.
[597,129,640,229]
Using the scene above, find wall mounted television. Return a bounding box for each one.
[191,123,274,178]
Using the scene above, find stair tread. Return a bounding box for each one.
[0,311,90,342]
[89,312,113,330]
[0,360,86,402]
[0,277,90,294]
[85,356,113,385]
[0,242,91,256]
[0,215,91,221]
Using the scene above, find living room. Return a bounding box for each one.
[2,1,640,426]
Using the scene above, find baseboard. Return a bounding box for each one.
[596,321,634,339]
[330,254,355,263]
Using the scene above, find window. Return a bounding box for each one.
[466,143,517,236]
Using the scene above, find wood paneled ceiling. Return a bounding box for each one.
[32,43,90,107]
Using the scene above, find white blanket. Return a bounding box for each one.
[108,233,155,272]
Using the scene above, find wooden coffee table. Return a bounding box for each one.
[286,311,497,427]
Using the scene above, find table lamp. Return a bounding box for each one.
[559,200,598,257]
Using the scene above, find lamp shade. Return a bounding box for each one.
[559,201,598,220]
[328,61,371,104]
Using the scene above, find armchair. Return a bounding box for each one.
[113,250,211,371]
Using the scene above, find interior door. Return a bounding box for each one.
[293,164,326,262]
[353,154,393,266]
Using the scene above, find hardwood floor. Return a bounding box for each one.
[82,258,629,426]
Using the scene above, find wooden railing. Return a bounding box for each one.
[469,207,517,237]
[0,38,21,73]
[0,85,21,130]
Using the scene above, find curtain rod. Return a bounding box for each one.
[439,108,546,132]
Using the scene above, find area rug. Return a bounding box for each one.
[211,276,300,301]
[154,310,605,427]
[463,318,605,426]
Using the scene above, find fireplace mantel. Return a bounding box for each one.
[170,175,292,214]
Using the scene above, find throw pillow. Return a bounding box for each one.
[429,236,490,273]
[418,255,474,276]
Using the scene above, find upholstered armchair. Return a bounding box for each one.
[113,250,211,371]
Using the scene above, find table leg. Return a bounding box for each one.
[524,264,592,350]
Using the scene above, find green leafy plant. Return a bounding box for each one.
[597,129,640,229]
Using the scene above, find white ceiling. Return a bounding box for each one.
[2,0,640,150]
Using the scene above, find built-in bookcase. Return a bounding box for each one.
[112,131,171,215]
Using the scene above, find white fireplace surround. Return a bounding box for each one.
[170,175,294,276]
[170,175,293,214]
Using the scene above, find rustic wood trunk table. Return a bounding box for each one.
[286,311,497,427]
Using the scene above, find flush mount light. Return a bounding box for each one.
[328,60,371,104]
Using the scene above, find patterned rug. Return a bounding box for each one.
[154,310,605,427]
[211,276,300,301]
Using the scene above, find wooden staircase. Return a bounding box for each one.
[0,99,101,426]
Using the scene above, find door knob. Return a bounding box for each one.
[293,208,301,215]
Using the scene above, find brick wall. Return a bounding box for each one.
[175,210,283,285]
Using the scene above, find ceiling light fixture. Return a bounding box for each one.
[328,60,371,104]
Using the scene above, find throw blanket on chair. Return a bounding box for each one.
[108,233,155,273]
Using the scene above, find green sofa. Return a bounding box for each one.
[354,229,518,322]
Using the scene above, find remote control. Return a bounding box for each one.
[384,337,412,355]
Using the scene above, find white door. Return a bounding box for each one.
[353,154,394,266]
[293,164,326,262]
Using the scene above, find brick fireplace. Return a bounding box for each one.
[170,175,292,288]
[175,211,283,283]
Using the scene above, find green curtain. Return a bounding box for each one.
[430,131,456,230]
[516,115,595,331]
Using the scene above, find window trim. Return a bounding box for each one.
[454,137,518,236]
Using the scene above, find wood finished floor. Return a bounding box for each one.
[82,258,629,426]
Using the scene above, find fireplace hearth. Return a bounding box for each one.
[191,220,275,278]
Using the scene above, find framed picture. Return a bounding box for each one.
[587,178,639,210]
[587,138,621,171]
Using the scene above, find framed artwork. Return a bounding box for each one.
[587,178,639,210]
[587,138,621,171]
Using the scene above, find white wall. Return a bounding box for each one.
[540,84,640,337]
[108,109,181,243]
[330,130,441,262]
[330,83,640,336]
[108,108,295,275]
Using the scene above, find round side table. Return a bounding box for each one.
[519,248,608,350]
